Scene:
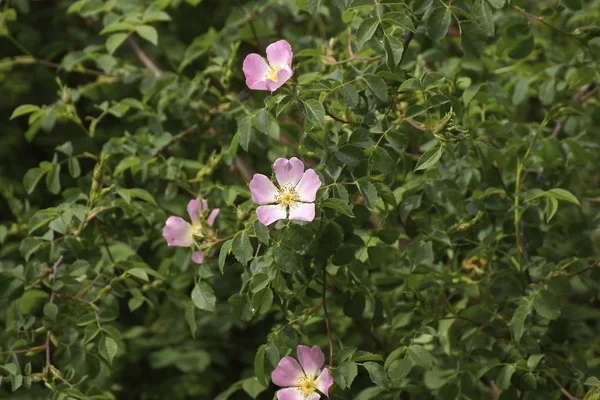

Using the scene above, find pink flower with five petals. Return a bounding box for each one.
[249,157,321,226]
[243,40,293,92]
[162,198,219,263]
[271,345,333,400]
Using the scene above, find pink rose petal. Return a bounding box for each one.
[249,174,279,204]
[162,216,193,247]
[265,68,293,92]
[271,356,304,387]
[192,251,205,264]
[273,157,304,188]
[295,169,321,202]
[187,198,203,226]
[288,202,315,222]
[256,204,287,226]
[315,368,334,398]
[243,53,269,91]
[276,387,319,400]
[207,208,220,227]
[266,40,294,70]
[297,345,325,378]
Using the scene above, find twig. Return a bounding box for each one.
[152,124,200,157]
[322,269,333,367]
[127,36,162,78]
[325,107,357,125]
[511,6,582,46]
[550,376,582,400]
[46,255,64,367]
[564,261,600,279]
[234,156,254,182]
[398,31,415,67]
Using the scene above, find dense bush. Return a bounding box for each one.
[1,0,599,399]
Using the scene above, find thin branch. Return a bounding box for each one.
[127,36,162,78]
[46,255,64,368]
[152,124,200,157]
[234,156,254,182]
[322,268,333,367]
[398,30,415,67]
[325,107,357,125]
[550,376,582,400]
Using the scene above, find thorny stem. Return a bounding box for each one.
[322,268,333,367]
[46,255,64,368]
[127,36,162,78]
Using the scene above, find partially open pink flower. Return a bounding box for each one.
[272,345,333,400]
[243,40,293,92]
[249,157,321,226]
[162,198,219,263]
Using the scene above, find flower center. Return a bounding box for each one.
[297,375,316,398]
[265,64,281,82]
[276,186,298,207]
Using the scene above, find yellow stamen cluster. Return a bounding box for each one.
[297,375,316,398]
[275,185,299,207]
[266,64,281,82]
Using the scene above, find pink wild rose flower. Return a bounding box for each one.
[162,198,219,263]
[243,40,293,92]
[249,157,321,226]
[271,345,333,400]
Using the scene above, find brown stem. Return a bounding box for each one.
[322,268,333,367]
[234,156,254,182]
[398,30,415,67]
[550,376,582,400]
[46,255,64,367]
[127,36,162,78]
[152,124,200,157]
[325,107,357,125]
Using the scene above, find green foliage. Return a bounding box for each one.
[1,0,600,399]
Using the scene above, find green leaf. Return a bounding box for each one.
[496,364,516,390]
[135,25,158,45]
[509,35,534,59]
[407,344,433,369]
[526,354,544,370]
[253,108,270,135]
[487,0,505,9]
[388,358,413,386]
[322,198,354,217]
[43,303,58,321]
[46,163,61,194]
[341,85,359,108]
[415,147,443,171]
[460,22,486,59]
[338,361,358,389]
[427,7,451,42]
[219,239,233,274]
[308,0,322,15]
[185,302,197,339]
[254,344,267,386]
[358,180,378,210]
[232,230,253,265]
[355,18,378,49]
[128,188,158,205]
[10,104,40,120]
[253,220,270,245]
[1,363,17,375]
[548,188,580,205]
[252,287,273,315]
[242,377,267,399]
[476,1,495,37]
[126,267,149,282]
[106,33,128,55]
[100,335,118,365]
[191,281,216,312]
[533,289,561,320]
[362,362,389,389]
[23,167,46,195]
[363,75,389,102]
[510,298,532,342]
[238,116,252,152]
[383,34,404,71]
[304,99,325,128]
[68,157,81,178]
[28,208,58,234]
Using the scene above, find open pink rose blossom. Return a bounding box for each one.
[249,157,321,226]
[162,198,219,264]
[271,345,333,400]
[242,40,293,92]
